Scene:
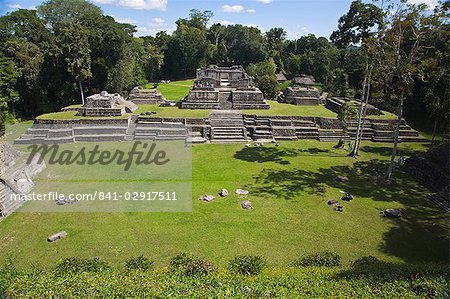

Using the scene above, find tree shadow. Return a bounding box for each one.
[233,147,299,164]
[234,147,332,165]
[246,159,449,263]
[359,146,425,157]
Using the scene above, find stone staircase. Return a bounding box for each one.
[220,79,230,87]
[318,129,349,142]
[125,115,139,141]
[0,181,22,219]
[210,111,248,143]
[218,91,233,109]
[347,120,374,141]
[293,120,319,140]
[347,119,427,143]
[73,126,127,142]
[134,117,187,141]
[269,119,296,140]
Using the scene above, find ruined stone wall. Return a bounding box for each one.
[404,142,449,192]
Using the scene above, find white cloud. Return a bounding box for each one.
[110,15,136,24]
[116,17,136,24]
[6,4,37,10]
[149,17,165,26]
[222,5,256,13]
[7,4,24,9]
[93,0,167,10]
[219,20,233,26]
[135,18,173,36]
[216,20,261,29]
[287,27,310,40]
[407,0,438,8]
[256,0,273,3]
[93,0,115,3]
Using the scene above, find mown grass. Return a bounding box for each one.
[247,101,337,118]
[37,111,131,120]
[1,122,447,270]
[146,79,194,101]
[135,104,211,118]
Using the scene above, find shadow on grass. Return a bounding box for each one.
[234,147,333,165]
[359,146,427,157]
[234,147,299,164]
[246,159,449,264]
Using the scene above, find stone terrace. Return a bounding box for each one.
[15,113,426,144]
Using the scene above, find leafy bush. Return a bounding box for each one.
[169,253,214,276]
[55,257,110,274]
[169,253,194,271]
[292,251,341,268]
[184,259,215,276]
[124,255,153,272]
[1,258,449,298]
[352,256,381,266]
[228,255,266,276]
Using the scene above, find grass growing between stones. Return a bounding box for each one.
[1,124,447,270]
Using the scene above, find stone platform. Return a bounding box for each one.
[77,91,138,117]
[128,87,166,105]
[15,114,426,145]
[181,65,269,110]
[278,86,322,106]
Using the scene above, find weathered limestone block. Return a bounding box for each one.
[48,231,67,242]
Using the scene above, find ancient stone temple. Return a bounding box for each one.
[292,75,316,86]
[128,87,166,105]
[77,91,138,117]
[0,138,46,219]
[278,86,322,105]
[278,74,323,105]
[181,65,270,110]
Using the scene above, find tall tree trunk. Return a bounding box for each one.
[354,67,373,156]
[78,79,85,106]
[431,119,438,145]
[349,62,369,157]
[385,94,404,181]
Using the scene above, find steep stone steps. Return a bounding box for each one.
[210,110,247,143]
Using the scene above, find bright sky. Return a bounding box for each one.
[0,0,439,40]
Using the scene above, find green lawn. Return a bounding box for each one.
[37,111,132,120]
[146,79,194,101]
[1,123,447,269]
[135,104,211,118]
[248,101,337,118]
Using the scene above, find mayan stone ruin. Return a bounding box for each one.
[181,65,270,110]
[278,75,323,105]
[0,138,46,219]
[326,97,383,116]
[128,86,166,105]
[77,91,138,117]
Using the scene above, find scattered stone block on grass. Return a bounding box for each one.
[241,200,253,210]
[335,176,349,182]
[220,189,229,197]
[48,231,67,242]
[200,195,216,202]
[341,193,354,202]
[327,200,339,205]
[334,205,344,212]
[383,209,402,218]
[236,189,249,195]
